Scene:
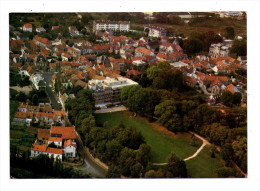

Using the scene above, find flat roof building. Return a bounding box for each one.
[93,20,130,33]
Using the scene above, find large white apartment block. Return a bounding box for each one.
[93,21,130,33]
[208,42,232,58]
[88,77,138,104]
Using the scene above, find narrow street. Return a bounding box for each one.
[42,72,60,110]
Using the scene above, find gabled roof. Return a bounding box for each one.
[38,129,50,139]
[50,126,76,140]
[14,112,33,119]
[46,147,62,155]
[135,47,151,55]
[23,23,32,28]
[31,144,47,152]
[157,52,167,60]
[49,137,62,142]
[64,139,76,148]
[53,110,66,116]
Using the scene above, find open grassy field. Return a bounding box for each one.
[95,111,202,163]
[185,146,224,178]
[134,17,246,37]
[95,111,225,178]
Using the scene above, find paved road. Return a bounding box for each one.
[42,73,60,110]
[199,84,213,96]
[94,105,127,114]
[76,131,108,178]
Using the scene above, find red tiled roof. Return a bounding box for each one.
[32,144,46,152]
[46,147,62,155]
[36,112,53,118]
[64,139,76,148]
[11,63,21,67]
[226,84,235,94]
[50,63,56,67]
[135,47,151,55]
[37,129,50,139]
[14,112,32,119]
[92,44,109,50]
[24,23,32,28]
[49,137,62,142]
[127,70,141,77]
[53,110,66,116]
[169,52,183,57]
[51,126,76,140]
[157,53,167,60]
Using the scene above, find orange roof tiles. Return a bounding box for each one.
[14,112,33,119]
[53,110,66,116]
[24,23,32,28]
[37,129,50,139]
[51,126,76,140]
[226,84,236,94]
[50,63,56,67]
[49,137,62,142]
[32,144,47,152]
[11,63,21,67]
[157,53,167,60]
[64,139,76,148]
[135,47,151,55]
[46,147,62,155]
[169,52,183,57]
[36,112,53,118]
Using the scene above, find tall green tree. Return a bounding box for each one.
[221,90,233,107]
[154,100,182,133]
[167,153,187,178]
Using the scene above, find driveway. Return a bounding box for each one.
[42,73,60,110]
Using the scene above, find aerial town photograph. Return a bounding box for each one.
[8,11,248,180]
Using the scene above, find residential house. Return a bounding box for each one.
[13,112,33,125]
[144,25,166,38]
[36,27,46,33]
[159,41,183,55]
[64,139,77,157]
[22,23,32,32]
[30,73,46,90]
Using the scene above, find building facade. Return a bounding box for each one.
[93,21,130,33]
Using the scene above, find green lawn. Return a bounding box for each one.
[185,146,224,178]
[95,111,202,163]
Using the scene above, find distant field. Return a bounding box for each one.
[95,111,202,162]
[185,146,224,178]
[135,18,246,37]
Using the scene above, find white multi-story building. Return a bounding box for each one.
[144,25,167,38]
[93,21,130,33]
[88,77,138,104]
[209,42,232,58]
[30,73,46,90]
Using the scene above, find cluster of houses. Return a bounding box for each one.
[31,126,77,161]
[13,103,67,126]
[10,18,247,164]
[10,20,247,108]
[13,102,76,161]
